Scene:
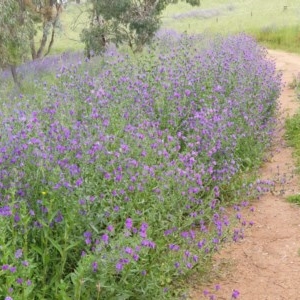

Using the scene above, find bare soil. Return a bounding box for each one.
[190,50,300,299]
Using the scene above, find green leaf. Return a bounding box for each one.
[47,237,63,257]
[31,244,43,256]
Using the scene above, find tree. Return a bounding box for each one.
[0,0,64,85]
[81,0,200,57]
[0,0,33,85]
[25,0,64,59]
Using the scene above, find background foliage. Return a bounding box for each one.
[81,0,200,56]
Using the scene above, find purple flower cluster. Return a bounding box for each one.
[0,32,281,298]
[203,285,240,299]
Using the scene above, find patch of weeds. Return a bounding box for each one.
[286,194,300,205]
[251,25,300,54]
[288,76,299,90]
[286,112,300,166]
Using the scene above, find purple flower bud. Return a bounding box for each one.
[92,261,98,272]
[9,266,17,273]
[125,218,133,230]
[22,261,29,267]
[232,289,240,299]
[16,278,23,284]
[14,214,20,223]
[101,233,109,244]
[107,225,114,232]
[15,249,23,259]
[116,262,123,272]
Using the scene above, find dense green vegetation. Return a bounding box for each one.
[81,0,201,56]
[250,25,300,54]
[2,0,300,299]
[0,33,281,298]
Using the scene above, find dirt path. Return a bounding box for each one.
[190,50,300,299]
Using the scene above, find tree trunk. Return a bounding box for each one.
[30,36,37,60]
[10,64,20,87]
[36,27,48,59]
[45,23,56,56]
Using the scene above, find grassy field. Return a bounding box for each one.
[49,0,300,55]
[162,0,300,53]
[162,0,300,33]
[37,2,89,54]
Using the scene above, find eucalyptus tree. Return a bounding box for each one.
[81,0,201,57]
[24,0,64,59]
[0,0,33,85]
[0,0,64,84]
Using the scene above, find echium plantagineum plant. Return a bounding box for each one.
[0,33,281,299]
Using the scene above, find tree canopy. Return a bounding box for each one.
[0,0,33,68]
[0,0,34,84]
[81,0,201,57]
[0,0,64,84]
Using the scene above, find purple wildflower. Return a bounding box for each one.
[125,247,133,255]
[22,261,29,267]
[84,231,92,245]
[15,249,23,259]
[92,261,98,272]
[75,178,83,187]
[232,289,240,299]
[125,218,133,230]
[0,206,12,217]
[101,233,109,244]
[14,214,20,223]
[116,262,123,272]
[107,225,114,232]
[169,244,180,251]
[141,240,156,248]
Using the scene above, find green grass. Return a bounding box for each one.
[250,25,300,54]
[287,194,300,205]
[46,0,300,55]
[285,77,300,204]
[161,0,300,53]
[286,109,300,167]
[54,2,90,53]
[34,2,89,55]
[162,0,300,34]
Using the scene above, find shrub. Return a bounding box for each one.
[0,33,281,299]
